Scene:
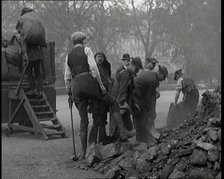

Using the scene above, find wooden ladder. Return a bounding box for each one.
[7,88,66,140]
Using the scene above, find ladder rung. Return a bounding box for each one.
[25,92,38,95]
[35,111,53,115]
[32,105,49,108]
[29,99,45,102]
[38,117,57,122]
[41,123,62,129]
[45,131,65,136]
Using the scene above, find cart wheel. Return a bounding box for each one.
[5,127,12,137]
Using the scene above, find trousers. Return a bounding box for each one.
[26,60,43,92]
[132,106,149,142]
[71,73,117,151]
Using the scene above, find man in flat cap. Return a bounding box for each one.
[88,52,116,145]
[145,57,158,71]
[144,57,161,134]
[64,32,135,160]
[133,65,168,143]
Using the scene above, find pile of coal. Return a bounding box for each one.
[77,86,221,179]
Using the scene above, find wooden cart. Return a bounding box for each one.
[1,42,66,140]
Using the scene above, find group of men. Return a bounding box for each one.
[64,31,169,160]
[12,8,199,162]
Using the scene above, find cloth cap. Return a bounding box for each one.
[94,52,105,59]
[146,57,158,64]
[159,65,168,78]
[71,32,86,45]
[21,7,34,16]
[131,57,143,69]
[121,53,131,61]
[174,69,182,80]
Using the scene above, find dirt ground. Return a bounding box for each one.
[1,90,208,179]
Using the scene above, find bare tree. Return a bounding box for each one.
[130,0,170,61]
[87,0,129,53]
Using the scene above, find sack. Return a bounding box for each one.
[19,12,47,47]
[7,64,21,81]
[167,102,187,129]
[5,35,22,66]
[1,47,9,80]
[2,46,21,81]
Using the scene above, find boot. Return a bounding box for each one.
[98,125,106,144]
[148,119,160,140]
[88,124,98,145]
[79,131,88,160]
[98,125,116,145]
[112,112,136,140]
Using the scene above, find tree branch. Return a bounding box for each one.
[131,0,146,47]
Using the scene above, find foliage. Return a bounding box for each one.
[1,0,220,83]
[162,0,221,81]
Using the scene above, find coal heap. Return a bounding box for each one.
[78,86,221,179]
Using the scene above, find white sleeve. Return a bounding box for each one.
[84,47,104,88]
[176,78,183,90]
[64,55,71,89]
[84,47,99,78]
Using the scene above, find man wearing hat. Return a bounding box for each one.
[133,65,168,143]
[88,52,116,145]
[116,57,143,133]
[145,57,158,71]
[115,53,131,81]
[144,57,161,132]
[16,7,44,96]
[64,32,135,160]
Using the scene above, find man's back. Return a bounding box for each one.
[135,70,159,93]
[116,68,134,106]
[115,65,125,81]
[182,77,197,94]
[134,70,159,106]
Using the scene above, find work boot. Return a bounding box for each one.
[98,125,116,145]
[88,124,98,145]
[79,131,88,160]
[98,125,106,144]
[148,119,160,140]
[112,112,136,141]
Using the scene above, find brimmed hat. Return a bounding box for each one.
[146,57,158,64]
[131,57,143,69]
[121,53,131,61]
[158,65,168,78]
[71,31,86,45]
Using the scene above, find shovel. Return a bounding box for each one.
[69,97,79,161]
